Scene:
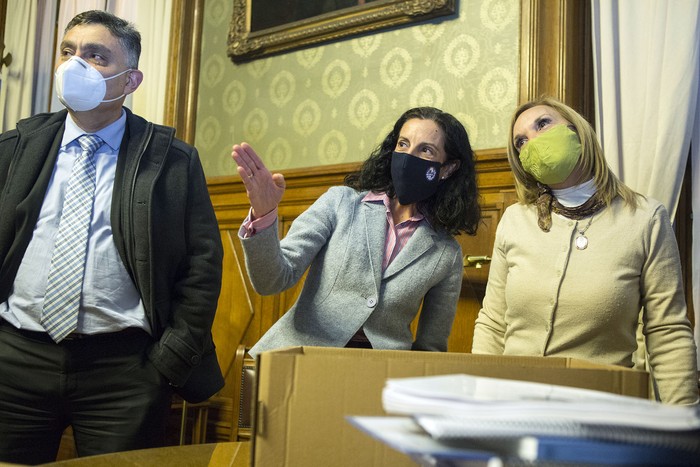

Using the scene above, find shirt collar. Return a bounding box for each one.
[362,191,387,204]
[61,109,127,152]
[362,191,425,222]
[552,178,597,208]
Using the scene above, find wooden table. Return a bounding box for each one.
[37,442,250,466]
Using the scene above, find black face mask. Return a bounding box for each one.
[391,151,443,205]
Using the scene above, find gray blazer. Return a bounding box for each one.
[242,186,463,358]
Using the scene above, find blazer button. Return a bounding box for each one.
[366,297,377,308]
[190,355,201,365]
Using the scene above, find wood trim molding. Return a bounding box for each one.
[207,148,514,233]
[227,0,456,63]
[520,0,593,121]
[0,0,7,73]
[207,148,511,203]
[164,0,205,144]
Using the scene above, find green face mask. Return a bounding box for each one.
[518,124,581,185]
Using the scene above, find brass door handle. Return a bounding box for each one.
[1,52,12,71]
[463,255,491,268]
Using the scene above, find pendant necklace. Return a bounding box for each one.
[575,217,594,250]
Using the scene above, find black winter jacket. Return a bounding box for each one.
[0,108,224,401]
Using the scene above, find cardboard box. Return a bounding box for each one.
[252,347,649,467]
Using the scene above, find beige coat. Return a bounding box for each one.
[473,196,698,405]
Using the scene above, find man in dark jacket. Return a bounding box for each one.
[0,10,223,464]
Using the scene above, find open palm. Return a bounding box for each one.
[231,142,286,218]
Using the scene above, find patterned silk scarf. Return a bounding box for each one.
[535,184,606,232]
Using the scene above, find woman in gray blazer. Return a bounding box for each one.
[232,107,481,358]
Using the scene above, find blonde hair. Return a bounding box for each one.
[507,97,640,208]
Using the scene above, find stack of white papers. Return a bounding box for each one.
[347,374,700,466]
[383,374,700,431]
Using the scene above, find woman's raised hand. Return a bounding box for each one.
[231,143,286,218]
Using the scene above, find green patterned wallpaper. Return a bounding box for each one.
[195,0,520,177]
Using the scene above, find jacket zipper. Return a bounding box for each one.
[125,125,153,288]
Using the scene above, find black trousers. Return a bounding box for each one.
[0,321,173,465]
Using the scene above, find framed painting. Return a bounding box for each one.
[227,0,456,63]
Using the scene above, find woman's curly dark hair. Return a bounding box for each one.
[345,107,481,236]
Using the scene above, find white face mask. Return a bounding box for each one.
[54,56,132,112]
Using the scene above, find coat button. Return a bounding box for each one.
[366,297,377,307]
[191,355,201,365]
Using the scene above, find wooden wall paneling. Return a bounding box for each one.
[213,228,255,377]
[450,190,517,353]
[204,185,252,443]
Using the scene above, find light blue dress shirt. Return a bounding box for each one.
[0,111,150,334]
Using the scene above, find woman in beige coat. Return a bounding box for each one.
[473,97,698,405]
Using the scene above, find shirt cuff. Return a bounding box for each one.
[241,207,278,238]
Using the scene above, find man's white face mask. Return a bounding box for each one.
[54,56,132,112]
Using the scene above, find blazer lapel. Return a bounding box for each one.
[383,223,436,279]
[362,200,387,291]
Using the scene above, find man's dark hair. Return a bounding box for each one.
[65,10,141,68]
[345,107,481,236]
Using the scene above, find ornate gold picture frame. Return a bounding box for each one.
[227,0,457,64]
